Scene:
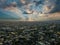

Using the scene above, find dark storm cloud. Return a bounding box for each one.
[0,0,60,13]
[51,0,60,13]
[0,0,22,8]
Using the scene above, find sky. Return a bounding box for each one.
[0,0,60,21]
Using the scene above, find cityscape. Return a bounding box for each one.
[0,21,60,45]
[0,0,60,45]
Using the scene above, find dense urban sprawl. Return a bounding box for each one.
[0,22,60,45]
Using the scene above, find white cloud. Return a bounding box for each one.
[20,0,26,4]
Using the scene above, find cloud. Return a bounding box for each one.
[4,6,25,17]
[0,0,60,21]
[0,0,57,14]
[20,0,26,4]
